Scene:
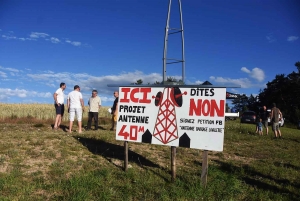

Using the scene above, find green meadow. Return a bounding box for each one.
[0,113,299,200]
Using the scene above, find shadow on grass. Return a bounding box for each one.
[273,161,300,171]
[74,137,159,167]
[209,160,299,199]
[284,138,300,143]
[83,125,107,131]
[50,124,106,132]
[74,136,170,182]
[50,124,69,132]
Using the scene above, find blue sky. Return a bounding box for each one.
[0,0,299,106]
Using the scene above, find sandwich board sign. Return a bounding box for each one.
[116,86,226,151]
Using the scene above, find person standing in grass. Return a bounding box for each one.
[270,103,283,139]
[53,82,66,130]
[87,90,101,130]
[260,105,270,135]
[67,85,84,133]
[110,91,119,131]
[257,118,263,135]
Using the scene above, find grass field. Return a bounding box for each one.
[0,104,299,200]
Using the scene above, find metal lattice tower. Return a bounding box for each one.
[152,87,187,144]
[153,88,178,144]
[163,0,185,83]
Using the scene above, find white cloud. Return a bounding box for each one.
[66,39,81,46]
[30,32,49,38]
[0,88,27,98]
[209,76,252,88]
[42,70,55,74]
[71,41,81,46]
[241,67,250,73]
[2,34,35,41]
[0,88,52,100]
[2,30,88,47]
[46,83,56,88]
[2,35,17,40]
[0,71,7,78]
[195,80,204,84]
[0,66,20,73]
[230,88,239,93]
[2,69,163,103]
[27,70,163,98]
[50,37,60,43]
[32,91,52,98]
[209,75,267,89]
[241,67,265,82]
[287,36,299,42]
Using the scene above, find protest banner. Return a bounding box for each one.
[116,86,226,151]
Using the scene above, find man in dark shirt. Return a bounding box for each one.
[270,103,283,138]
[260,106,269,135]
[110,91,119,131]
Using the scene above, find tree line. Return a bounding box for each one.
[232,61,300,124]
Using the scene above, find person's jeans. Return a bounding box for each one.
[87,112,99,130]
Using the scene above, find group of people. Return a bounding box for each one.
[255,104,283,139]
[53,82,119,133]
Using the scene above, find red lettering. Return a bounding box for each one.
[139,88,151,103]
[119,87,152,103]
[118,125,144,141]
[130,88,139,103]
[210,99,224,117]
[120,88,130,103]
[118,125,129,139]
[189,98,224,117]
[202,100,210,116]
[138,125,144,133]
[189,98,201,116]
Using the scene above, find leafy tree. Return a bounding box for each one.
[242,62,300,124]
[135,79,143,85]
[295,61,300,73]
[166,77,178,82]
[232,94,248,112]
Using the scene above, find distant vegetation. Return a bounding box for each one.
[0,104,111,122]
[232,61,300,124]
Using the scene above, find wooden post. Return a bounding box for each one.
[124,141,128,171]
[201,150,208,187]
[171,146,176,182]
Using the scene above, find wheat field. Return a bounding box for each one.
[0,103,111,121]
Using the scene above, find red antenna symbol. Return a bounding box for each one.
[152,87,187,144]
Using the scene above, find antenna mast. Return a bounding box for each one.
[162,0,185,83]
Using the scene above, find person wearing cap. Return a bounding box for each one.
[270,103,283,139]
[53,82,66,130]
[87,89,101,130]
[67,85,85,133]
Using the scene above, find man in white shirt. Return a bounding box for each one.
[87,90,101,130]
[53,82,66,130]
[67,85,85,133]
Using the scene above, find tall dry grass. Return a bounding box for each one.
[0,103,111,121]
